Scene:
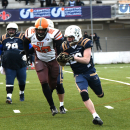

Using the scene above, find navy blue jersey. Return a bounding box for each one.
[61,37,94,74]
[0,33,26,69]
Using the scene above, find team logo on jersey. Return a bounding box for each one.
[0,11,11,20]
[20,9,34,19]
[51,7,65,18]
[45,38,49,41]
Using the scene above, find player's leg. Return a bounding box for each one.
[17,66,27,101]
[75,74,103,125]
[95,42,98,51]
[35,59,57,116]
[4,68,16,104]
[98,42,102,51]
[48,59,59,115]
[88,72,104,125]
[56,65,66,114]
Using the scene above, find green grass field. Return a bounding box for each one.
[0,63,130,130]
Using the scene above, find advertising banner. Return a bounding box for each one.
[0,6,111,22]
[119,4,130,13]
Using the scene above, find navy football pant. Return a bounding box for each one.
[4,67,27,86]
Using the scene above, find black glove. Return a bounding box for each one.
[20,50,25,55]
[57,52,74,62]
[67,55,74,61]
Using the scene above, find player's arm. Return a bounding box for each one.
[54,38,63,55]
[23,38,30,57]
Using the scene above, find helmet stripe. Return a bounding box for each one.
[39,18,42,26]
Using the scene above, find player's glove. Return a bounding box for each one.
[56,52,74,66]
[22,55,31,65]
[26,56,31,66]
[20,50,25,55]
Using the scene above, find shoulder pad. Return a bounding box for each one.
[48,27,62,40]
[25,26,35,39]
[1,34,7,42]
[17,32,25,40]
[61,41,68,52]
[80,38,93,48]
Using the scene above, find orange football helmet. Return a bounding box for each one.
[35,17,49,38]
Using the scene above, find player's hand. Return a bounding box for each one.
[22,55,31,65]
[26,56,31,65]
[20,50,25,55]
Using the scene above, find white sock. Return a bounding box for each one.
[19,91,24,95]
[92,112,100,118]
[7,93,12,98]
[60,102,64,107]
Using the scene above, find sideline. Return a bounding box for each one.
[63,70,130,86]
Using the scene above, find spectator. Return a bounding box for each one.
[30,0,35,5]
[75,0,84,6]
[93,33,102,52]
[89,33,92,40]
[2,0,8,9]
[39,0,45,7]
[51,0,58,6]
[68,0,76,6]
[58,0,65,6]
[25,0,29,5]
[83,31,89,38]
[46,0,51,7]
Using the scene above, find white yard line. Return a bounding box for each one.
[63,71,130,86]
[100,77,130,86]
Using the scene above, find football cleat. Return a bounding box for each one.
[6,97,12,104]
[59,106,66,114]
[92,117,103,125]
[20,93,24,101]
[51,107,58,116]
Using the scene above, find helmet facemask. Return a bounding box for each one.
[6,23,18,37]
[35,28,48,38]
[7,28,17,37]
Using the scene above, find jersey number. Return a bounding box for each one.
[33,44,51,53]
[70,52,82,64]
[6,43,18,50]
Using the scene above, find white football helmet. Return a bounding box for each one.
[6,23,18,37]
[47,19,54,28]
[64,25,82,42]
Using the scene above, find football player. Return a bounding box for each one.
[58,25,104,125]
[23,17,64,116]
[47,19,66,114]
[0,22,27,104]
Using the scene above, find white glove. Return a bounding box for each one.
[22,55,27,61]
[0,66,5,75]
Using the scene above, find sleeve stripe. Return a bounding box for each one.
[2,34,6,41]
[55,35,62,40]
[81,38,90,46]
[55,32,62,39]
[62,41,68,51]
[25,29,29,37]
[84,39,90,46]
[54,30,60,38]
[19,33,22,39]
